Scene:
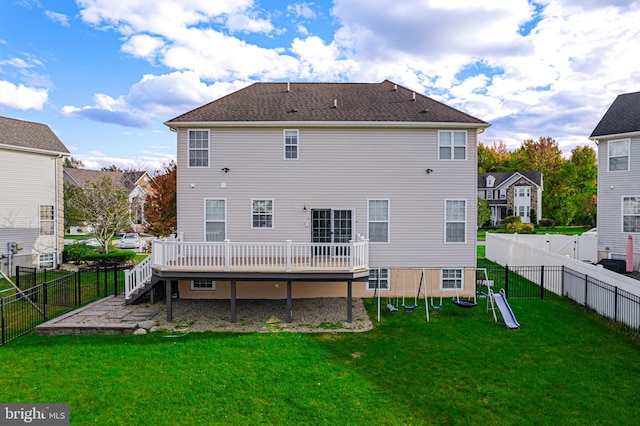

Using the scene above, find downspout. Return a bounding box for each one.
[54,155,61,268]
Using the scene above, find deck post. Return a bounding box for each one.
[230,280,236,323]
[347,280,352,322]
[165,280,172,322]
[286,281,292,323]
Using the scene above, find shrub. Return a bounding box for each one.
[64,244,97,264]
[539,218,556,227]
[81,250,136,265]
[502,222,535,234]
[500,215,522,226]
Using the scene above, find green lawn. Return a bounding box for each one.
[1,300,639,425]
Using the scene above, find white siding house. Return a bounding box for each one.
[590,91,640,271]
[134,81,489,321]
[0,116,70,273]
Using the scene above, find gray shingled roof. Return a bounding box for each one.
[478,171,542,188]
[0,116,70,154]
[590,91,640,138]
[64,168,146,192]
[166,80,489,126]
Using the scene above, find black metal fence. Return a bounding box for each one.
[1,264,132,345]
[480,265,640,331]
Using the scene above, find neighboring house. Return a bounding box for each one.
[63,168,154,233]
[0,116,70,272]
[478,171,543,226]
[129,80,490,321]
[589,91,640,270]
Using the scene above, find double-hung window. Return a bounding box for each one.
[252,199,274,229]
[368,199,389,243]
[623,197,640,233]
[38,253,55,269]
[445,200,466,243]
[205,199,226,241]
[608,139,629,171]
[442,269,463,289]
[439,131,467,160]
[189,130,209,167]
[284,129,299,159]
[39,205,54,236]
[368,268,389,291]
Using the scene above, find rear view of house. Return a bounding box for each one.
[126,80,489,321]
[0,116,70,272]
[590,91,640,270]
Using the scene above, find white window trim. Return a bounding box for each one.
[188,129,210,168]
[38,253,55,269]
[251,198,274,229]
[622,196,640,233]
[191,280,216,290]
[283,129,299,160]
[367,268,390,291]
[367,199,390,244]
[438,130,467,161]
[608,138,630,172]
[204,198,227,242]
[441,268,463,290]
[445,199,467,244]
[486,190,493,200]
[39,204,55,236]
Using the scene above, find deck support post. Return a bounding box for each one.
[165,280,172,322]
[347,280,352,323]
[230,280,237,323]
[286,281,292,323]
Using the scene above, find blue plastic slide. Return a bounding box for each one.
[492,292,520,329]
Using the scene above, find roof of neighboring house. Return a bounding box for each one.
[64,168,148,193]
[478,171,543,188]
[165,80,489,127]
[590,91,640,138]
[0,115,70,154]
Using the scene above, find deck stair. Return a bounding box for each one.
[125,255,154,305]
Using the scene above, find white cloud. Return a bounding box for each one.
[288,3,317,19]
[44,10,70,26]
[0,80,48,110]
[121,34,165,59]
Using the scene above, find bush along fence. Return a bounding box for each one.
[480,265,640,331]
[1,264,132,345]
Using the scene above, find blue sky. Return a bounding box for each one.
[1,0,639,171]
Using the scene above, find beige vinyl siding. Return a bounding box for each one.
[597,136,640,259]
[176,126,478,269]
[0,149,59,265]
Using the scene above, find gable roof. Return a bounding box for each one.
[64,168,148,193]
[0,116,70,155]
[590,91,640,138]
[165,80,489,128]
[478,171,542,188]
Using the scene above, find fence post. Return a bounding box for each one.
[103,266,108,296]
[1,297,5,345]
[614,286,618,323]
[15,266,20,289]
[584,274,589,307]
[504,265,509,299]
[561,265,565,296]
[95,267,100,297]
[540,265,545,300]
[113,264,118,296]
[75,270,79,306]
[43,282,48,320]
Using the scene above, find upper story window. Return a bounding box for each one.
[205,199,226,241]
[608,139,629,172]
[486,175,495,187]
[252,199,274,229]
[438,131,467,160]
[368,199,389,243]
[515,186,531,198]
[39,205,54,236]
[623,196,640,233]
[445,200,466,243]
[499,189,506,200]
[188,130,209,167]
[486,190,493,200]
[284,129,299,160]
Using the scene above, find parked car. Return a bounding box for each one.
[582,228,597,236]
[118,233,143,249]
[73,238,103,248]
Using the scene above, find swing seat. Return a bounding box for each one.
[402,304,417,313]
[431,304,443,310]
[452,299,477,308]
[386,303,398,312]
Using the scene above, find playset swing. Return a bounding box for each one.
[401,274,417,313]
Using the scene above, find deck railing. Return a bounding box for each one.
[124,255,153,299]
[151,238,369,272]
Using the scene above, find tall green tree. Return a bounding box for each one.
[144,161,177,236]
[66,177,131,253]
[478,198,491,228]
